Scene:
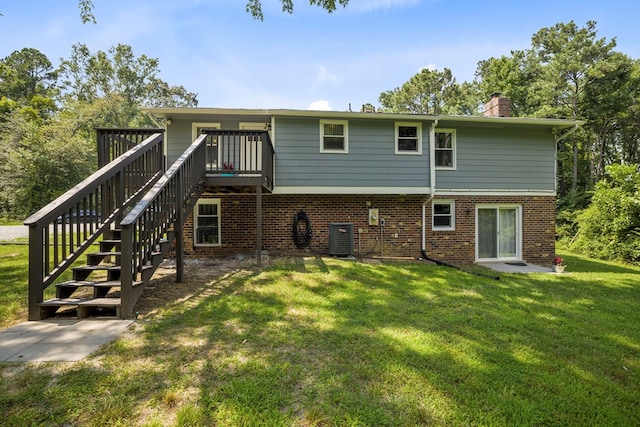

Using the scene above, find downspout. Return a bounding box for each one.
[422,119,438,255]
[555,124,580,145]
[420,118,499,280]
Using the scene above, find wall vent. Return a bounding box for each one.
[328,223,354,256]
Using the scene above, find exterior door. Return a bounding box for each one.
[239,122,265,173]
[192,123,220,170]
[477,206,520,260]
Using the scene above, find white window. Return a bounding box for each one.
[194,198,221,246]
[395,122,422,154]
[435,129,456,169]
[320,120,348,153]
[433,200,455,230]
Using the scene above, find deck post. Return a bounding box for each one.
[175,172,184,282]
[256,185,262,268]
[27,224,44,320]
[120,223,134,319]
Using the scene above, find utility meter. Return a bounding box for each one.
[368,208,379,226]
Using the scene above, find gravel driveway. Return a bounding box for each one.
[0,225,29,241]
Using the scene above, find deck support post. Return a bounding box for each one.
[27,224,44,320]
[176,173,184,283]
[256,185,262,268]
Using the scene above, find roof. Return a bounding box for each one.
[143,107,579,130]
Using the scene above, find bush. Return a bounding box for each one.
[571,164,640,264]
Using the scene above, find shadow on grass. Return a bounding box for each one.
[3,256,637,426]
[133,257,639,425]
[557,251,640,274]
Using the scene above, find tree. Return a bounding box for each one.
[0,110,94,216]
[0,48,58,118]
[474,50,539,117]
[71,0,349,23]
[378,68,463,115]
[571,164,640,264]
[528,21,617,196]
[582,52,637,183]
[58,43,198,127]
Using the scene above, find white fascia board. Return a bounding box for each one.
[143,107,271,118]
[143,106,579,130]
[434,189,556,196]
[272,186,431,195]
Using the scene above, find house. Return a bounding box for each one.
[24,94,578,320]
[145,93,576,265]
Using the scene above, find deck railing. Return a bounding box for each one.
[24,133,165,320]
[203,130,274,189]
[119,133,207,317]
[97,128,164,167]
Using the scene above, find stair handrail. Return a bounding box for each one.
[119,133,207,318]
[97,128,164,167]
[24,132,165,320]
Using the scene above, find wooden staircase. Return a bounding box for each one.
[37,228,174,319]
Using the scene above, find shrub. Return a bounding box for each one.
[571,164,640,264]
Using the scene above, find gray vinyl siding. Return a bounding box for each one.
[435,127,556,191]
[274,117,431,188]
[165,115,268,164]
[166,119,192,164]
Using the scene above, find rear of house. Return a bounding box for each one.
[147,96,575,265]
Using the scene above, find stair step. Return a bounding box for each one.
[73,265,121,272]
[57,280,124,289]
[103,229,122,240]
[87,251,121,265]
[77,298,121,318]
[38,297,90,307]
[88,251,122,257]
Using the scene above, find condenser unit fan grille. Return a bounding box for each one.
[328,223,354,256]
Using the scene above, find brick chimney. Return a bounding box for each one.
[484,92,511,117]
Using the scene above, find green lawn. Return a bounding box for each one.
[1,251,639,426]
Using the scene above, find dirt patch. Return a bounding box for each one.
[132,255,272,320]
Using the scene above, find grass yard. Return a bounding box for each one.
[0,251,639,426]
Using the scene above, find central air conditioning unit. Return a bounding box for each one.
[328,223,354,256]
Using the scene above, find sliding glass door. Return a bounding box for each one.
[477,206,520,260]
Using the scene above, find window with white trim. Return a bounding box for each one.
[320,120,348,153]
[433,200,455,230]
[194,198,221,246]
[395,122,422,154]
[435,129,456,169]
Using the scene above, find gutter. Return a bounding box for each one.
[555,123,581,144]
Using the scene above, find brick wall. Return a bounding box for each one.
[184,192,555,265]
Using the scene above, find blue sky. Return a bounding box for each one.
[1,0,639,110]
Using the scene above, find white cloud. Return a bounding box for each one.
[307,100,333,110]
[347,0,423,12]
[312,65,339,91]
[419,63,438,72]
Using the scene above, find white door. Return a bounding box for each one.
[239,122,265,173]
[192,122,220,170]
[477,206,521,260]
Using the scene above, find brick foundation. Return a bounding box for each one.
[183,192,555,266]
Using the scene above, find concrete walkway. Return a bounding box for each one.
[0,319,133,362]
[479,261,554,273]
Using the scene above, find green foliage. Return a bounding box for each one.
[247,0,349,20]
[0,43,197,217]
[571,164,640,263]
[378,67,465,114]
[58,43,198,127]
[475,50,540,116]
[0,110,95,217]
